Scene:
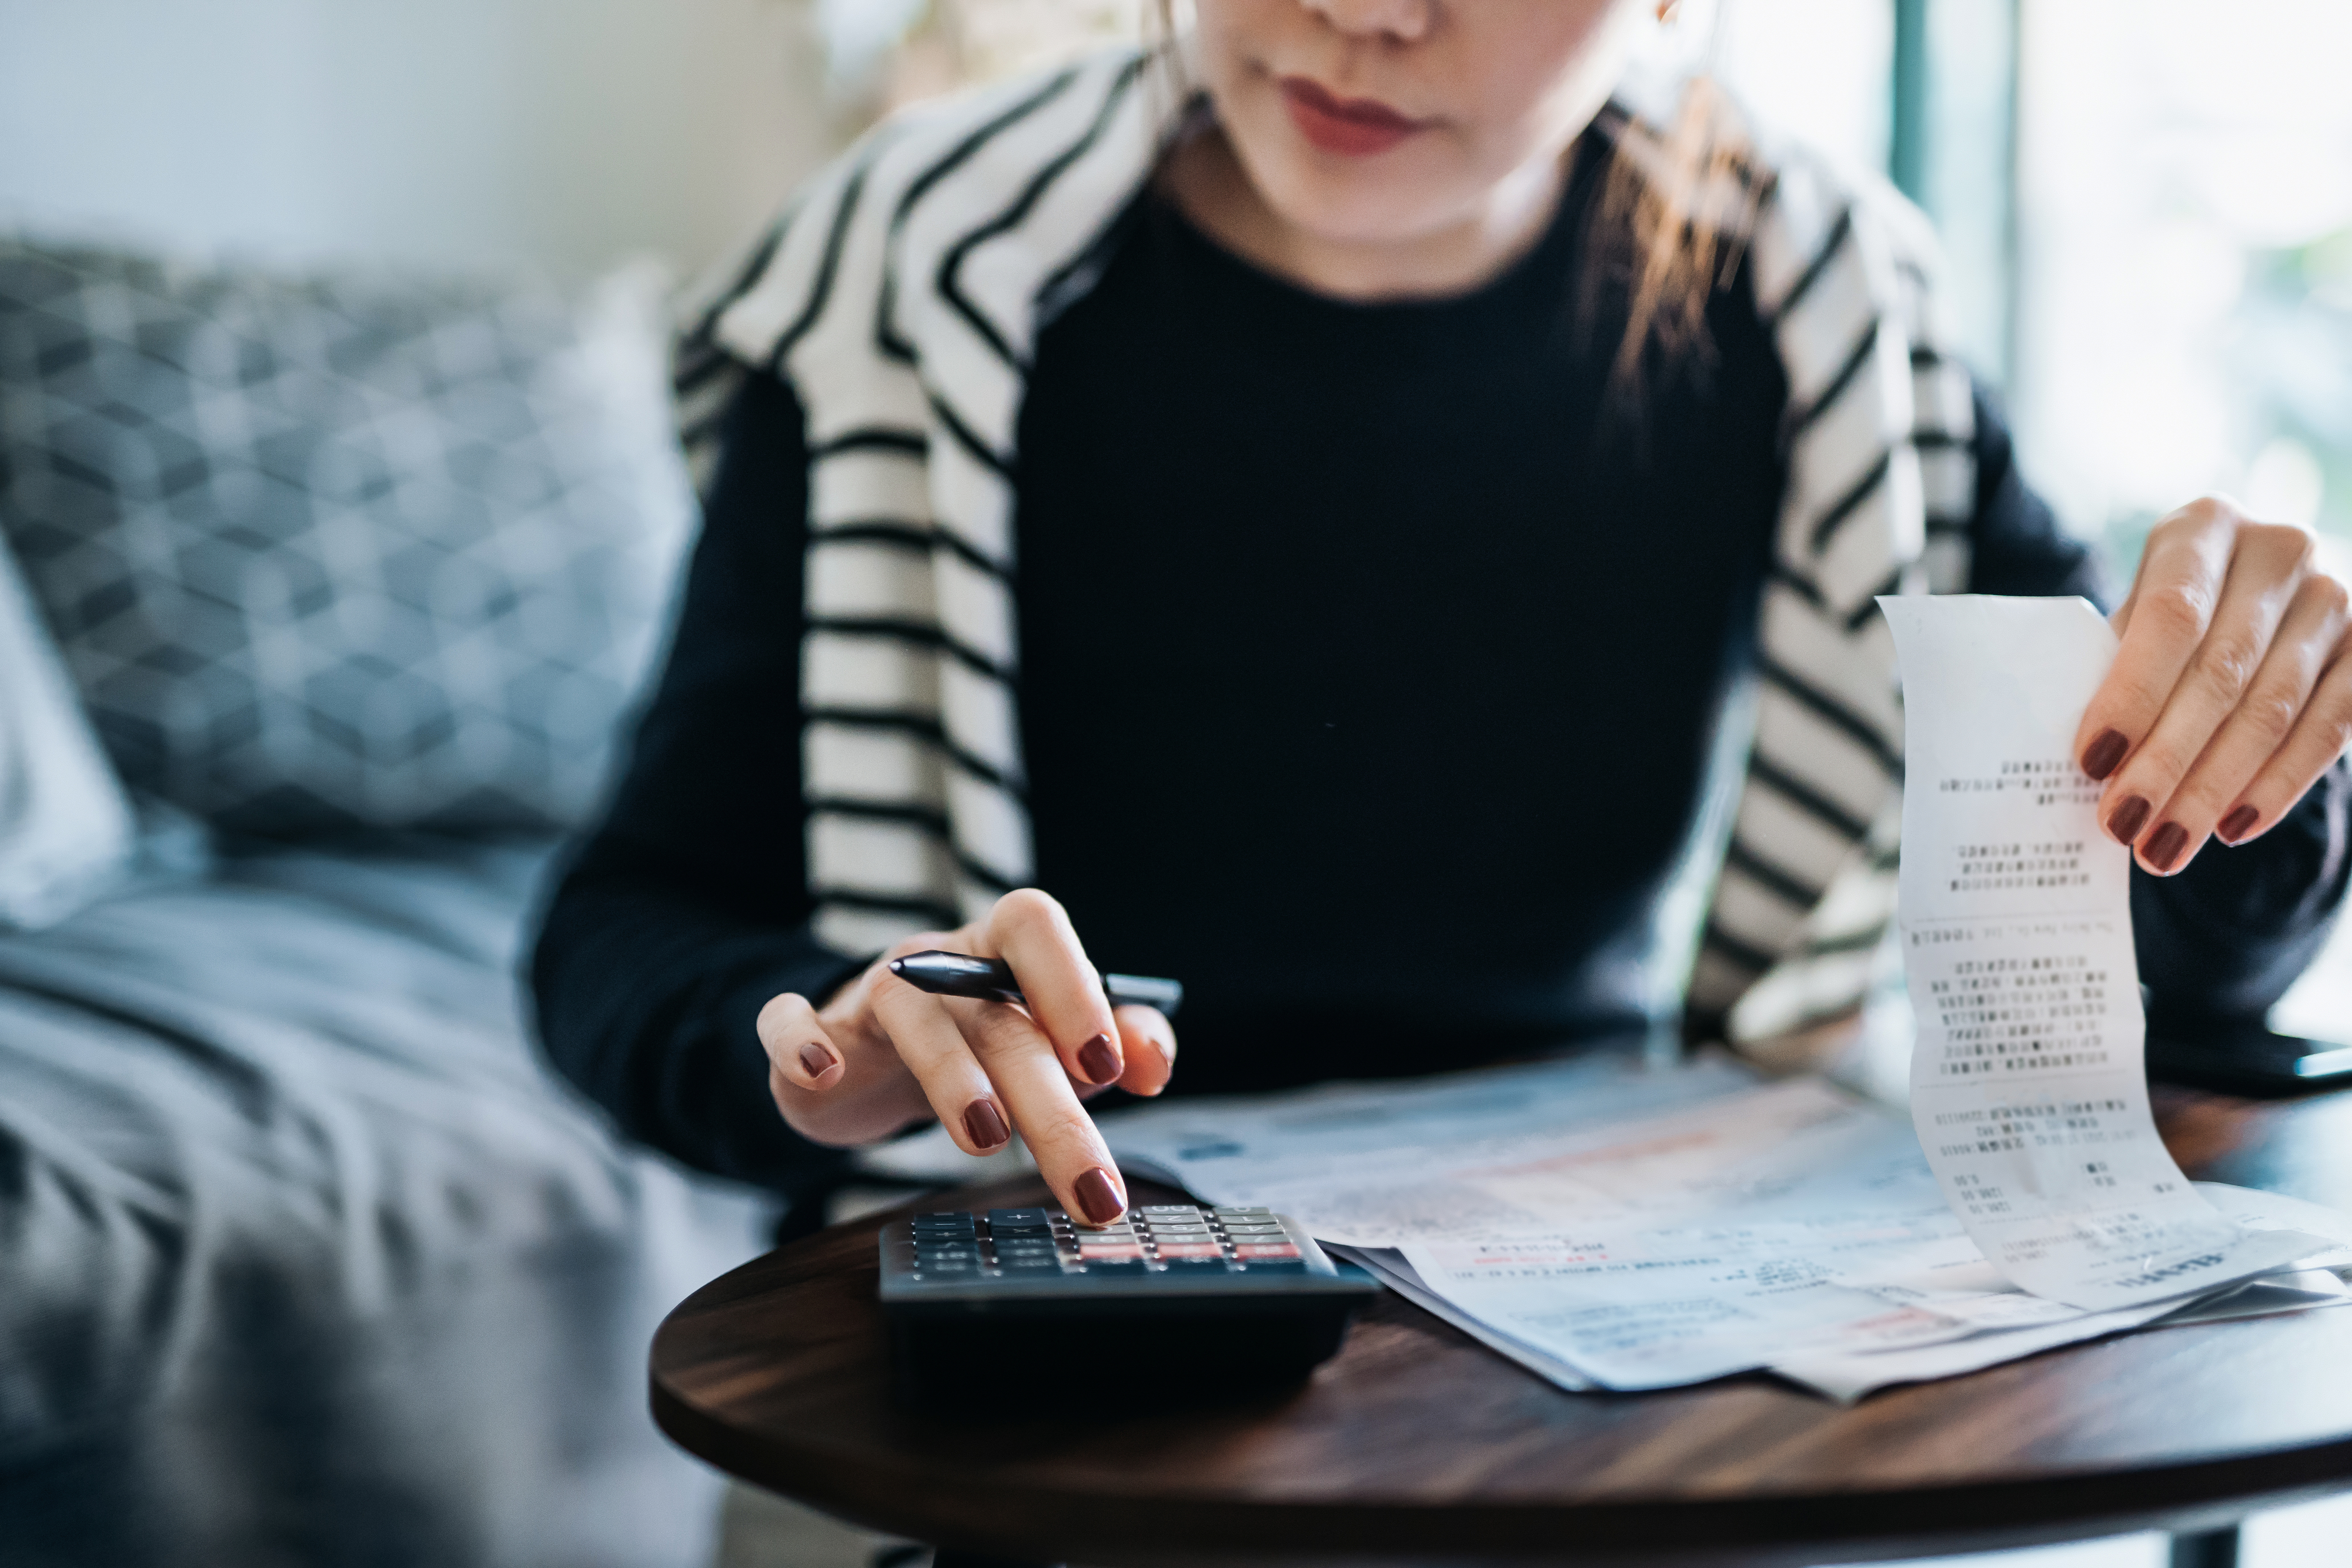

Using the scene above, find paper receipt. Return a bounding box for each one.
[1880,594,2327,1311]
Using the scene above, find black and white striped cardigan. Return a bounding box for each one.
[672,46,1975,1041]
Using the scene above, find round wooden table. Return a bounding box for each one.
[650,1085,2352,1567]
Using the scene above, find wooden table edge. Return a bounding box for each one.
[649,1220,2352,1566]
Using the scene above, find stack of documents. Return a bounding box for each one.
[1103,596,2352,1400]
[1103,1057,2352,1400]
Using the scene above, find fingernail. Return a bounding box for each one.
[2107,794,2151,844]
[799,1044,836,1079]
[1142,1037,1175,1095]
[2219,805,2260,844]
[963,1098,1010,1151]
[2143,821,2190,874]
[2082,728,2130,781]
[1077,1032,1121,1085]
[1073,1166,1124,1225]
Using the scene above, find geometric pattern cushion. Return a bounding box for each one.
[0,238,694,837]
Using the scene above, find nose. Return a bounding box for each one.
[1299,0,1436,44]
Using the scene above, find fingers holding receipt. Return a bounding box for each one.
[1086,595,2352,1399]
[1881,594,2330,1311]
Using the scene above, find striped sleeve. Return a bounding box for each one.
[683,48,1175,955]
[1690,148,1972,1045]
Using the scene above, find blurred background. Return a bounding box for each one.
[11,0,2348,623]
[11,0,2348,617]
[3,2,2348,1566]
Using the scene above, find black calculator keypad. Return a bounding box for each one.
[898,1202,1309,1279]
[881,1202,1381,1410]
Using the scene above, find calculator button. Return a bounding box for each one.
[997,1254,1061,1271]
[1152,1241,1225,1259]
[988,1207,1051,1226]
[1232,1243,1303,1259]
[1140,1205,1202,1215]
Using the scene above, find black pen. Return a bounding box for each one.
[887,950,1183,1017]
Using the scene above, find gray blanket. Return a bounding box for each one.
[0,838,768,1568]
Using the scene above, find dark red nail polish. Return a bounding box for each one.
[1073,1166,1124,1225]
[2082,728,2129,781]
[963,1099,1009,1151]
[2107,795,2151,844]
[2143,822,2190,874]
[2218,805,2260,844]
[799,1044,834,1078]
[1077,1032,1121,1085]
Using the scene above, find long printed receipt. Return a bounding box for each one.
[1881,594,2327,1310]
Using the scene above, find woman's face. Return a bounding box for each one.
[1191,0,1655,249]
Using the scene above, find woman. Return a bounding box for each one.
[533,0,2352,1230]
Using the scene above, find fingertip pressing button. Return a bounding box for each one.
[1073,1166,1125,1225]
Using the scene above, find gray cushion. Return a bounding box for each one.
[0,240,693,837]
[0,838,767,1565]
[0,534,136,927]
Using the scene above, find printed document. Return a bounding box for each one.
[1880,596,2328,1310]
[1105,1057,2351,1397]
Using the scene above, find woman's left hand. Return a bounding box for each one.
[2073,496,2352,875]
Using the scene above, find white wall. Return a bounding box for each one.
[0,0,836,282]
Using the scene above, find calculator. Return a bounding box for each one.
[878,1203,1380,1409]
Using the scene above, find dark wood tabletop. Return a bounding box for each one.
[650,1083,2352,1567]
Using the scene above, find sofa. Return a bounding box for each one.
[0,237,770,1568]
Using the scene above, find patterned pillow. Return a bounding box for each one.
[0,240,694,837]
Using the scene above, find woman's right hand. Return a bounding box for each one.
[753,888,1177,1226]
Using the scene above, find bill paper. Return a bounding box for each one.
[1880,594,2328,1310]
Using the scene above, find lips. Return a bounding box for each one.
[1278,75,1431,158]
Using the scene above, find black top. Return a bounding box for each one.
[530,167,2350,1201]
